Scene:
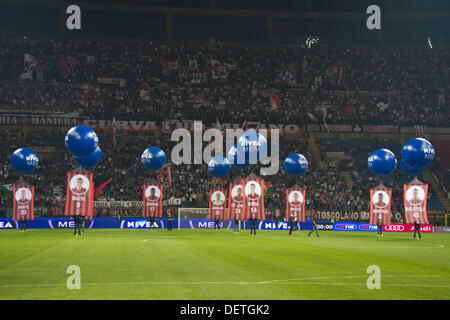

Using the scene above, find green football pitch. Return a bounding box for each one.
[0,229,449,300]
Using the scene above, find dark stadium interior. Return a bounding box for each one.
[0,0,449,225]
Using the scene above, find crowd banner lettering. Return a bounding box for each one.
[64,169,94,218]
[369,186,392,225]
[403,178,429,224]
[142,182,163,218]
[12,184,34,221]
[208,187,227,220]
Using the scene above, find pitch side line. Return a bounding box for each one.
[1,275,448,288]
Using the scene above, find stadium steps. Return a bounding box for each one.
[307,138,324,169]
[342,171,354,189]
[423,169,450,212]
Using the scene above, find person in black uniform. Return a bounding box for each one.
[149,212,156,231]
[308,216,320,237]
[288,214,295,236]
[275,214,279,230]
[214,212,221,230]
[19,213,26,232]
[167,209,173,231]
[413,212,422,240]
[73,214,82,236]
[249,212,257,236]
[377,215,383,237]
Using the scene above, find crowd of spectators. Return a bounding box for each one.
[0,35,448,126]
[0,35,448,218]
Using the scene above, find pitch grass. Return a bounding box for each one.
[0,229,449,300]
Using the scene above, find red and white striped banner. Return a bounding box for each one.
[243,176,265,220]
[142,183,163,218]
[64,170,94,218]
[12,184,34,221]
[369,187,392,225]
[209,187,227,220]
[285,188,306,222]
[227,180,245,220]
[403,182,429,224]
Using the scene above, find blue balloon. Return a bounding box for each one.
[400,158,424,176]
[283,153,308,176]
[141,147,167,170]
[368,149,397,175]
[401,138,435,169]
[227,144,250,169]
[10,148,39,173]
[236,131,268,164]
[65,125,99,157]
[74,146,102,169]
[208,156,231,178]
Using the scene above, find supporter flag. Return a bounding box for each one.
[285,187,306,222]
[136,82,151,101]
[325,66,347,86]
[93,178,112,199]
[208,187,227,220]
[157,163,172,187]
[243,174,265,220]
[12,184,34,221]
[269,93,282,110]
[188,58,198,71]
[111,114,118,149]
[20,54,38,80]
[64,169,94,218]
[59,57,80,77]
[403,179,429,224]
[276,65,296,82]
[0,180,21,194]
[80,84,100,107]
[369,186,392,225]
[211,59,232,80]
[160,56,179,75]
[228,180,245,220]
[142,183,163,218]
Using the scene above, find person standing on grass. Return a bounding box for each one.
[308,215,320,237]
[214,211,221,230]
[73,214,82,236]
[413,211,422,240]
[249,212,257,236]
[167,209,173,231]
[149,210,156,231]
[288,213,295,236]
[19,211,26,232]
[377,214,383,237]
[233,214,240,233]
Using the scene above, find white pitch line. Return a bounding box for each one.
[1,275,448,288]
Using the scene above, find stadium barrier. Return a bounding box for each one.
[0,218,434,233]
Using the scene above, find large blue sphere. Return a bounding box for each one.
[368,149,397,175]
[236,131,268,164]
[208,156,231,178]
[65,125,99,157]
[74,146,102,169]
[10,148,39,173]
[141,147,167,170]
[400,158,424,176]
[227,144,250,169]
[283,153,308,176]
[401,138,435,169]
